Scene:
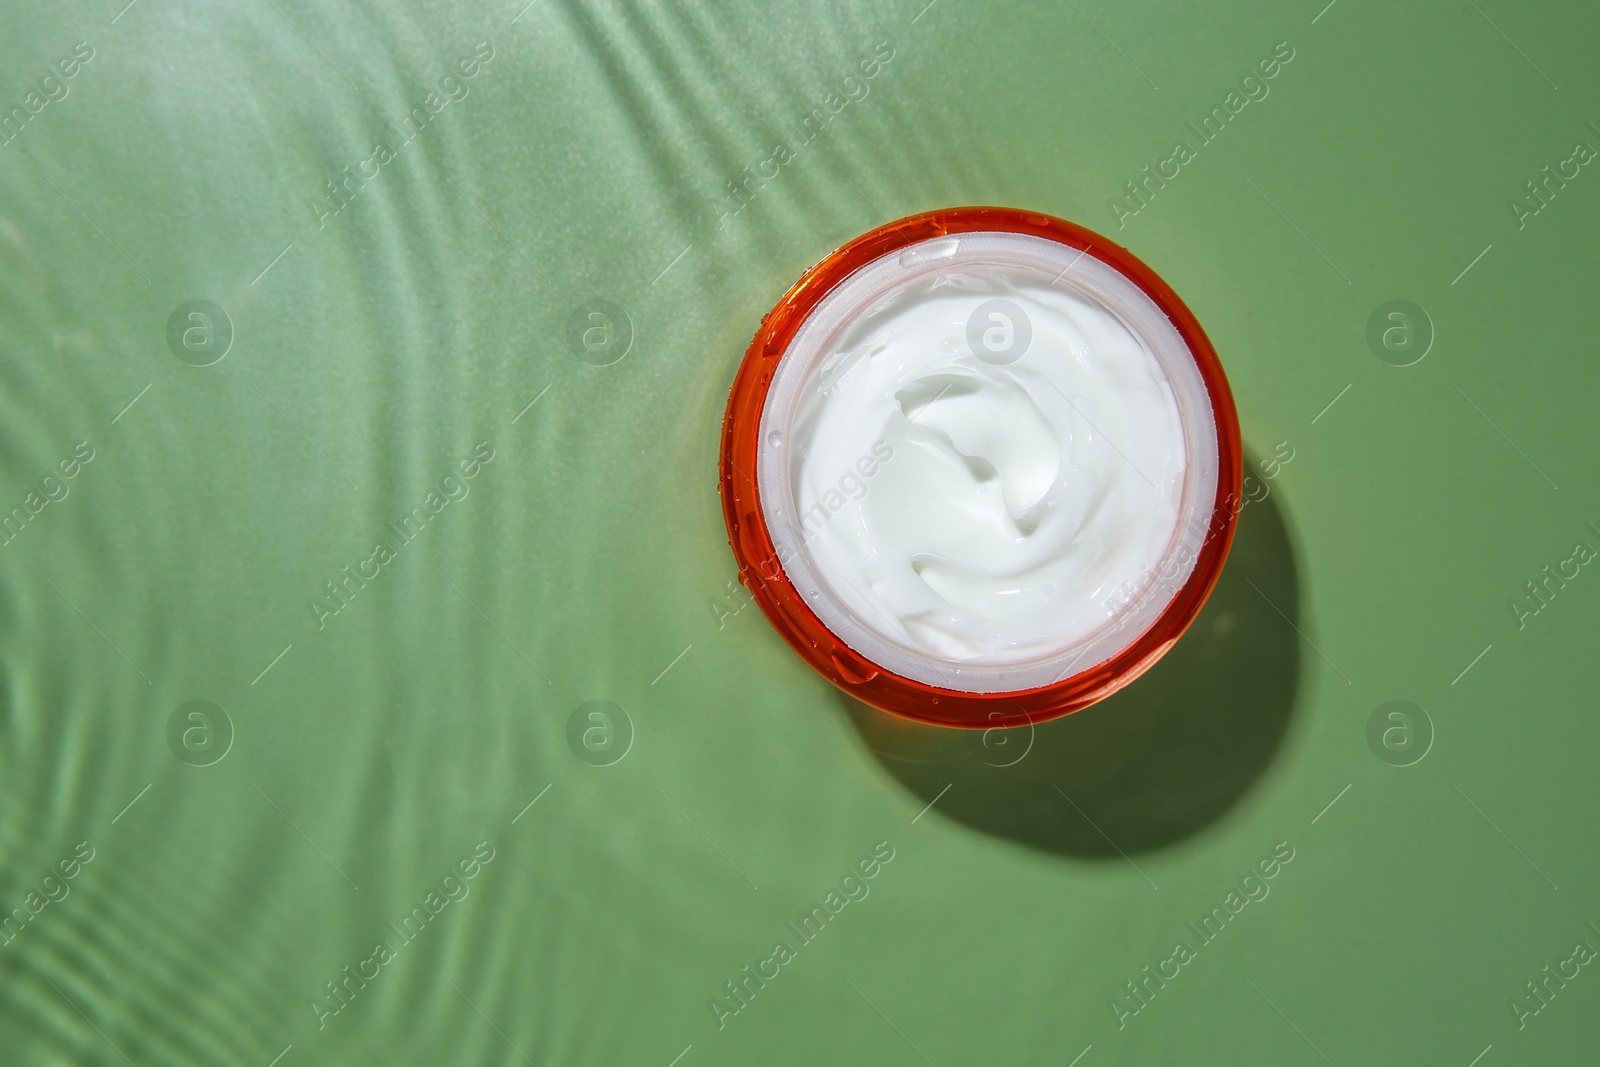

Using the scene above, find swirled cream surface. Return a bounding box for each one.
[759,232,1216,692]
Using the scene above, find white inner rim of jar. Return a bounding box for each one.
[757,231,1220,694]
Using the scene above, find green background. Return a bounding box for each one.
[2,0,1597,1063]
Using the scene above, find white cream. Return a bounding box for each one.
[759,232,1219,692]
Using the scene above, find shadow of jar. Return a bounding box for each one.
[840,451,1303,859]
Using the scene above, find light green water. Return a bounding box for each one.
[3,0,1600,1064]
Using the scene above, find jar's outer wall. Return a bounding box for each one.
[718,206,1244,730]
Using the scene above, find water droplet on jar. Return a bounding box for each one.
[767,430,782,449]
[831,652,878,684]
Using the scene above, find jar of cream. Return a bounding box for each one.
[720,207,1241,728]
